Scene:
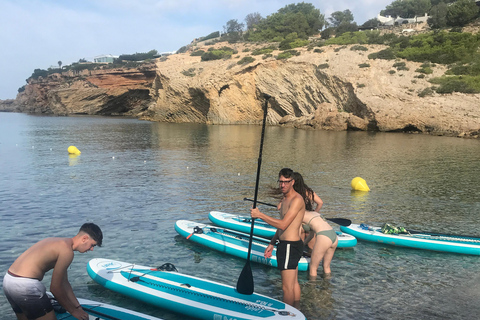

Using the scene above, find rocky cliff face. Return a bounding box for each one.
[2,42,479,138]
[5,64,157,116]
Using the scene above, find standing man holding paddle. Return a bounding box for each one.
[3,223,103,320]
[250,168,305,307]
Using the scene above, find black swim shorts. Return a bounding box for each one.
[276,239,304,270]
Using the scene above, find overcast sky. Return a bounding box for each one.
[0,0,393,100]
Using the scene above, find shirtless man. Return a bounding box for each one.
[3,223,103,320]
[250,168,305,307]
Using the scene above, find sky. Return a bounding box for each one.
[0,0,393,100]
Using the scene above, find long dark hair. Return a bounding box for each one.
[292,172,314,211]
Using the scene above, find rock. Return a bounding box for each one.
[5,41,480,139]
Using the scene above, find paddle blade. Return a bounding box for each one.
[326,218,351,227]
[236,262,254,295]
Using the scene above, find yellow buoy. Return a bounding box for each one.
[68,146,81,155]
[351,177,370,191]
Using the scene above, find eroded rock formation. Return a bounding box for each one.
[2,43,479,139]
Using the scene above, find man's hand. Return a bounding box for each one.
[250,207,261,219]
[71,306,89,320]
[264,244,274,258]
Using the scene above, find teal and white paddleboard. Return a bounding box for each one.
[87,258,306,320]
[340,223,480,255]
[209,211,357,248]
[49,293,162,320]
[175,219,310,271]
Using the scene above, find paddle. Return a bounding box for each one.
[83,306,123,320]
[236,94,271,295]
[243,197,352,227]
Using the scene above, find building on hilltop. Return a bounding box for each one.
[377,13,429,26]
[93,54,119,63]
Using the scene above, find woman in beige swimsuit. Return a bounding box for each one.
[292,172,338,279]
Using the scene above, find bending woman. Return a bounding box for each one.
[292,172,338,279]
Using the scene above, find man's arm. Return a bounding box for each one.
[264,229,280,258]
[50,244,88,319]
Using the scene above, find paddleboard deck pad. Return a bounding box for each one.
[49,293,163,320]
[175,219,310,271]
[340,223,480,255]
[87,258,306,320]
[209,211,357,248]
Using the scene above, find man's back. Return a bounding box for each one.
[9,237,73,280]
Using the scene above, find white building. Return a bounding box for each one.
[377,13,429,26]
[93,54,119,63]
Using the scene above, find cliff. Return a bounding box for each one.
[2,42,479,138]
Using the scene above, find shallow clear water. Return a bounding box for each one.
[1,113,479,320]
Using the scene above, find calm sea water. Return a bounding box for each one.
[0,112,479,320]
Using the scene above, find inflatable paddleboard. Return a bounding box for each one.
[341,223,480,255]
[209,211,357,248]
[175,219,310,271]
[87,258,306,320]
[49,293,162,320]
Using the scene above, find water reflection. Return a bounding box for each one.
[1,113,479,320]
[68,153,80,166]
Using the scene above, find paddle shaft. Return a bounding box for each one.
[243,197,352,227]
[83,306,123,320]
[237,94,271,295]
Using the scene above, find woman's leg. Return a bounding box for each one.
[322,239,338,274]
[309,235,332,279]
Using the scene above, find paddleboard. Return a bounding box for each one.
[340,223,480,255]
[209,211,357,248]
[49,293,163,320]
[87,258,306,320]
[175,219,310,271]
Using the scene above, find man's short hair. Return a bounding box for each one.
[80,223,103,247]
[278,168,294,179]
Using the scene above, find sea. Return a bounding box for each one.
[0,112,479,320]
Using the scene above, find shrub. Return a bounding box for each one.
[368,48,396,60]
[430,75,480,93]
[314,48,324,53]
[276,50,300,60]
[30,68,49,79]
[317,63,329,69]
[251,47,275,56]
[393,61,409,71]
[181,68,196,77]
[418,87,435,97]
[191,50,205,56]
[388,70,396,74]
[416,67,433,74]
[446,61,480,76]
[277,52,293,60]
[279,38,309,50]
[237,56,255,65]
[351,45,368,51]
[201,48,235,61]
